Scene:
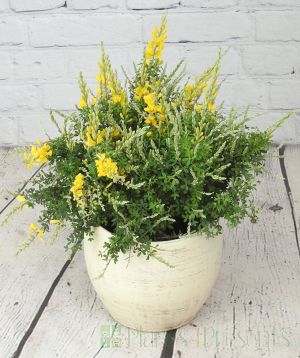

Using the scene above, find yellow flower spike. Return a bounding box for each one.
[91,97,97,105]
[145,17,167,64]
[50,220,60,224]
[70,173,85,201]
[16,195,25,203]
[79,97,87,109]
[29,223,37,232]
[37,229,44,240]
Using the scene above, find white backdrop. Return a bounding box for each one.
[0,0,299,145]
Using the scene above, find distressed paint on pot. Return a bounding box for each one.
[84,226,223,332]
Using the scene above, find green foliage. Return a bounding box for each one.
[5,18,289,263]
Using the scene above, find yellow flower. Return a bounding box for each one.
[95,153,119,179]
[111,128,120,138]
[144,93,156,110]
[145,115,158,128]
[29,223,37,231]
[111,89,126,106]
[145,18,167,64]
[195,105,203,112]
[91,97,97,105]
[96,88,102,97]
[70,173,85,201]
[85,126,107,148]
[79,97,87,109]
[134,83,149,101]
[197,82,207,91]
[37,229,44,240]
[23,141,52,169]
[85,133,96,148]
[207,103,216,111]
[146,131,152,137]
[96,73,105,86]
[50,219,60,224]
[16,195,25,203]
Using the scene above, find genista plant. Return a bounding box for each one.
[4,17,289,263]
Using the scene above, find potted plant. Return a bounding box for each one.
[4,17,288,332]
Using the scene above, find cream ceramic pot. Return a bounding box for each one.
[84,226,223,332]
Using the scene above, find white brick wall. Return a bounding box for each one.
[0,0,299,146]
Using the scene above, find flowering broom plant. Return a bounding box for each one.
[4,17,288,263]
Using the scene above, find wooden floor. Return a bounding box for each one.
[0,146,299,358]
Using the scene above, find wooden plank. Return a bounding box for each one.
[172,151,300,358]
[0,151,69,357]
[20,249,167,358]
[283,144,300,256]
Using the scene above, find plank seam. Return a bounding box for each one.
[12,253,75,358]
[0,166,42,216]
[91,323,118,358]
[160,329,177,358]
[278,145,300,257]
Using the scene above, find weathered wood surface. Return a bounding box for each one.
[20,251,167,358]
[0,146,299,358]
[173,147,300,358]
[0,151,69,357]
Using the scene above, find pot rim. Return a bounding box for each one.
[92,226,219,244]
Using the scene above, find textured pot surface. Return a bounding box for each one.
[84,226,223,332]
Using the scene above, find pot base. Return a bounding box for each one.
[84,227,223,332]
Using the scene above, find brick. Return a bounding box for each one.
[269,81,300,109]
[256,12,300,41]
[0,0,9,12]
[0,52,12,79]
[69,48,127,79]
[241,0,300,6]
[29,14,141,47]
[262,0,300,5]
[66,0,117,10]
[9,0,66,12]
[249,112,297,143]
[143,13,253,43]
[41,84,80,110]
[0,115,18,146]
[127,0,179,10]
[13,50,66,80]
[218,79,268,109]
[0,86,39,111]
[19,112,61,144]
[184,46,242,76]
[181,0,237,8]
[0,18,24,45]
[241,45,298,76]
